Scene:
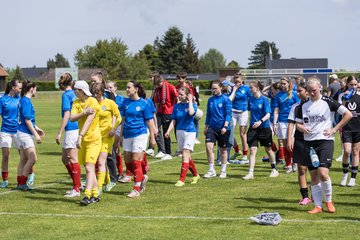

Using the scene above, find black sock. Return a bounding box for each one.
[350,166,358,179]
[343,163,350,174]
[271,163,276,169]
[300,188,308,199]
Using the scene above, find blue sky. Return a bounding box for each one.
[1,0,359,70]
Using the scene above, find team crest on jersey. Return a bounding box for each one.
[258,104,262,108]
[185,108,189,112]
[102,106,106,111]
[136,106,141,111]
[218,103,223,108]
[241,90,245,94]
[348,102,357,111]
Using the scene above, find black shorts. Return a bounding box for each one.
[304,140,334,170]
[342,131,360,143]
[205,127,231,148]
[293,138,311,166]
[247,128,272,148]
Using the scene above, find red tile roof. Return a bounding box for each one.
[0,67,9,77]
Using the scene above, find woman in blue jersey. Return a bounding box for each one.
[243,81,279,180]
[119,81,156,198]
[55,73,81,197]
[229,73,251,163]
[165,87,200,187]
[16,80,45,190]
[273,77,299,173]
[0,80,22,188]
[203,80,232,179]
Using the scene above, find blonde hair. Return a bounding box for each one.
[280,76,293,99]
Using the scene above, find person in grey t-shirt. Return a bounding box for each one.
[327,74,341,99]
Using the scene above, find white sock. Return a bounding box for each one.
[221,164,227,172]
[249,169,254,175]
[311,183,322,207]
[321,179,332,203]
[209,163,214,172]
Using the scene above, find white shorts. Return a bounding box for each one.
[232,111,248,127]
[0,132,20,149]
[176,130,196,151]
[16,131,35,149]
[123,134,148,153]
[276,122,289,140]
[62,129,79,149]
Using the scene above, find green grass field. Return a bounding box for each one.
[0,92,359,239]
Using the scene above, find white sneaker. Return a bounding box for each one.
[239,156,249,164]
[340,173,348,186]
[219,171,227,179]
[161,154,172,160]
[243,173,254,180]
[64,189,80,198]
[155,152,165,158]
[203,170,216,178]
[285,166,293,174]
[336,154,343,162]
[119,175,132,183]
[347,178,356,187]
[145,149,155,157]
[105,182,116,192]
[194,139,201,144]
[127,189,140,198]
[269,169,279,178]
[292,163,298,172]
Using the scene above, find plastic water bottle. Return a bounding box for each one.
[310,147,320,167]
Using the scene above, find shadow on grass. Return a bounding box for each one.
[41,151,61,156]
[24,195,81,204]
[147,179,175,185]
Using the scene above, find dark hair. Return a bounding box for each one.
[90,82,105,96]
[59,73,73,90]
[177,71,187,79]
[91,71,106,88]
[271,82,281,90]
[153,74,163,86]
[21,80,36,97]
[129,80,146,98]
[347,75,358,84]
[211,80,223,88]
[297,82,307,90]
[149,71,160,78]
[5,79,21,95]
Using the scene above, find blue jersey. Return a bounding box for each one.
[268,94,276,123]
[18,97,36,135]
[205,94,232,131]
[62,90,78,131]
[121,98,153,138]
[146,98,156,114]
[273,91,299,123]
[0,94,20,134]
[248,95,271,128]
[115,95,125,112]
[171,102,197,132]
[231,85,251,111]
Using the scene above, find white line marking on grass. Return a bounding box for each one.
[0,212,359,224]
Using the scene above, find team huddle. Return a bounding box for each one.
[0,72,358,213]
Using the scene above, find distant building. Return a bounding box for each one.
[22,67,48,79]
[0,66,9,91]
[30,68,106,81]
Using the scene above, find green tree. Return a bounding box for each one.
[199,48,226,73]
[248,41,281,69]
[47,53,70,68]
[12,65,25,80]
[227,60,239,68]
[139,44,159,71]
[157,26,185,73]
[182,34,200,73]
[129,52,151,80]
[74,38,131,80]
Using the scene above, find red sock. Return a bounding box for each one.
[189,159,198,176]
[234,145,240,153]
[2,171,8,181]
[71,163,81,191]
[271,142,278,152]
[180,162,190,182]
[65,164,73,178]
[20,175,28,185]
[116,155,124,175]
[132,160,144,190]
[125,162,134,175]
[17,176,21,185]
[285,149,292,166]
[243,149,248,156]
[142,154,150,174]
[279,146,285,160]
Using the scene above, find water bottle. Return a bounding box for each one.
[310,147,320,167]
